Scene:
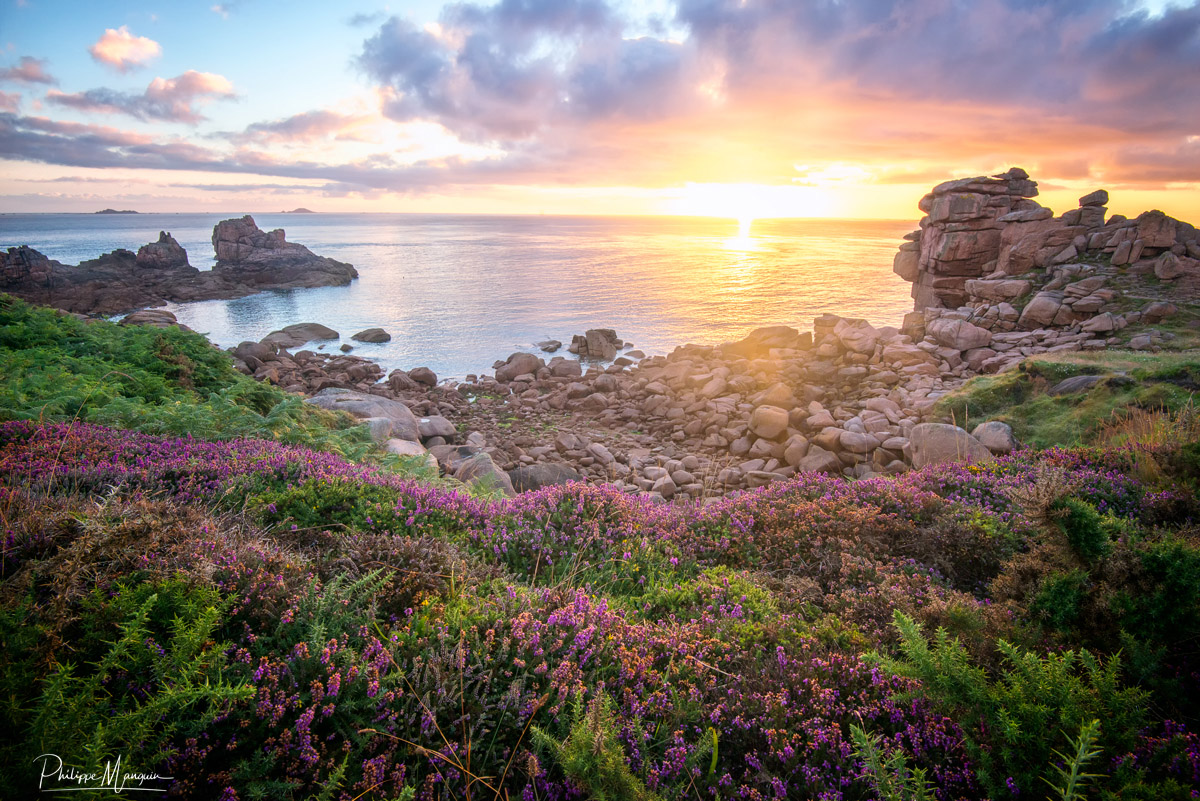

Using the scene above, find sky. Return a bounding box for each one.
[0,0,1197,220]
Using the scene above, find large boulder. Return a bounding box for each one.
[570,328,621,360]
[304,388,420,442]
[1017,291,1064,329]
[908,423,994,468]
[454,453,516,497]
[508,463,583,492]
[749,405,790,440]
[495,352,545,382]
[262,322,339,349]
[971,421,1019,455]
[926,318,992,351]
[351,327,391,343]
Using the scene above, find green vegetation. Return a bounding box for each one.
[2,295,1199,799]
[870,611,1147,800]
[936,350,1200,448]
[0,295,376,456]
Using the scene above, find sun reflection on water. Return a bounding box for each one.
[723,216,761,251]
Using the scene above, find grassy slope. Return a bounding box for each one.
[0,295,385,457]
[935,349,1200,448]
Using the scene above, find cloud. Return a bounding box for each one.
[231,109,372,144]
[47,70,236,124]
[0,56,56,85]
[347,11,385,27]
[211,2,244,19]
[0,91,19,112]
[352,0,1200,188]
[358,1,703,141]
[89,26,162,73]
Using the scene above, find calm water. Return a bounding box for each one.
[0,213,917,378]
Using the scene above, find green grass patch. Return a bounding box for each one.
[936,350,1200,448]
[0,295,380,458]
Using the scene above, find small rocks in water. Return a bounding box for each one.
[262,322,339,349]
[352,327,391,343]
[119,309,186,329]
[495,352,545,382]
[537,340,562,352]
[570,328,620,360]
[340,343,354,352]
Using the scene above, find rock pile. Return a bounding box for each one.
[569,328,622,360]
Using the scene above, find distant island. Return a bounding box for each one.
[282,207,315,213]
[94,208,138,214]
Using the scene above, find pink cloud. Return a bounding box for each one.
[0,56,56,85]
[46,70,235,124]
[89,26,162,73]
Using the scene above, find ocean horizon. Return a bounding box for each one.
[0,212,919,378]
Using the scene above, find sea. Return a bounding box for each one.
[0,213,918,379]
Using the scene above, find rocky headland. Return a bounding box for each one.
[0,215,357,316]
[46,169,1200,500]
[165,169,1195,501]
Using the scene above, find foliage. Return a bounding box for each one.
[1,578,250,797]
[0,295,376,456]
[1043,718,1105,801]
[850,723,936,801]
[870,611,1147,799]
[532,693,662,801]
[1,419,1199,799]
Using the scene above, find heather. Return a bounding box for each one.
[0,296,379,458]
[2,420,1199,799]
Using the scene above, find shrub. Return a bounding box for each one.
[871,611,1147,800]
[2,578,250,797]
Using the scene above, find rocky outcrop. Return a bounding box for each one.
[210,216,357,290]
[896,170,1200,321]
[569,328,622,360]
[1,219,358,316]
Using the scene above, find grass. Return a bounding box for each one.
[935,350,1200,448]
[0,295,389,462]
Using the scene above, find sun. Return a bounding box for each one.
[667,182,837,226]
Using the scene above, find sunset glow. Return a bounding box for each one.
[0,1,1196,219]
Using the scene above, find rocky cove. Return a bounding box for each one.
[15,169,1200,500]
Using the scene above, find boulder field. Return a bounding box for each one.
[0,216,356,316]
[113,169,1200,498]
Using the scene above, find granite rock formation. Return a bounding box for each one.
[1,218,358,316]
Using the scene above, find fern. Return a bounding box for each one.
[532,693,661,801]
[25,582,251,789]
[870,611,1146,799]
